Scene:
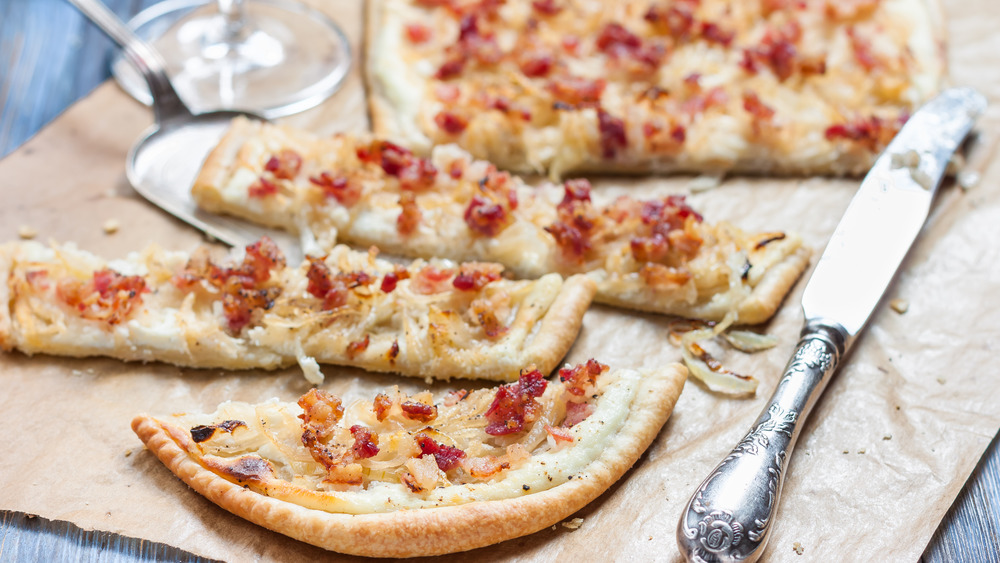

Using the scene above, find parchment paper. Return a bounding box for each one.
[2,0,999,560]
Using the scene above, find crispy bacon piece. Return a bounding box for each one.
[452,263,502,291]
[545,424,574,444]
[405,23,432,43]
[644,1,697,40]
[346,334,370,358]
[472,300,508,339]
[485,367,548,435]
[434,110,469,134]
[264,149,302,180]
[416,433,467,471]
[564,401,595,427]
[435,14,501,79]
[482,94,532,121]
[596,22,665,74]
[309,172,362,207]
[350,425,380,459]
[174,238,284,332]
[847,27,878,71]
[401,401,438,422]
[388,339,400,363]
[305,256,373,310]
[57,268,149,325]
[518,50,554,77]
[741,21,812,81]
[357,141,438,191]
[379,268,410,293]
[559,359,608,396]
[628,196,704,263]
[597,109,628,159]
[825,114,899,152]
[546,75,606,108]
[411,266,454,294]
[531,0,562,15]
[298,388,344,440]
[546,179,601,263]
[742,92,775,120]
[464,169,518,237]
[373,393,392,421]
[643,120,686,152]
[699,22,734,46]
[248,176,279,198]
[397,192,422,236]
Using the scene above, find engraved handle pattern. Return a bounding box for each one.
[677,322,845,563]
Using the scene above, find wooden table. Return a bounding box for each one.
[1,1,998,560]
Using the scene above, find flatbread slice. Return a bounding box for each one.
[131,359,687,556]
[365,0,945,177]
[193,117,809,324]
[0,238,594,382]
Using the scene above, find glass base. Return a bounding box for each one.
[112,0,351,118]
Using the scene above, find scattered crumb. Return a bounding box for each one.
[937,377,947,385]
[889,298,909,314]
[26,514,36,519]
[124,449,133,457]
[424,376,434,385]
[17,225,37,239]
[843,450,849,454]
[103,219,120,234]
[562,517,584,530]
[792,542,804,555]
[958,170,981,191]
[551,525,557,531]
[895,406,901,410]
[858,448,866,454]
[883,434,892,441]
[649,536,653,541]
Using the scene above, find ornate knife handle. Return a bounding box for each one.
[677,320,847,563]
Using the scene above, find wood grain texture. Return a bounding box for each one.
[0,0,998,560]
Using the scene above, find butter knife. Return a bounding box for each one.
[676,87,987,563]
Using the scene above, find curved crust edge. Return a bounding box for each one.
[130,363,687,557]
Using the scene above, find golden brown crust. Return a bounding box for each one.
[734,245,811,325]
[523,274,596,371]
[131,363,686,557]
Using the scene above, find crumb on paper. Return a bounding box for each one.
[124,449,133,457]
[883,434,893,440]
[17,225,37,239]
[688,174,724,193]
[103,219,120,234]
[793,542,804,555]
[858,448,866,454]
[425,376,434,385]
[937,377,947,385]
[958,170,981,191]
[889,298,909,314]
[562,517,584,530]
[843,449,849,454]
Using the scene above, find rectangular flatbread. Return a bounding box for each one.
[365,0,944,177]
[0,238,595,382]
[194,117,809,324]
[131,359,687,556]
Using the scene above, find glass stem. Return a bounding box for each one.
[217,0,247,41]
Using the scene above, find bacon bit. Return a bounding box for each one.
[847,27,878,71]
[248,176,279,198]
[473,301,508,339]
[411,266,454,294]
[545,424,574,443]
[396,192,422,236]
[190,420,246,443]
[560,178,592,209]
[435,83,460,103]
[448,160,465,178]
[435,58,465,79]
[434,110,469,135]
[57,268,149,325]
[452,263,502,291]
[350,425,380,459]
[435,14,501,79]
[264,149,302,180]
[643,120,686,152]
[561,34,580,54]
[416,433,466,471]
[640,263,692,287]
[742,22,802,81]
[825,115,898,152]
[596,22,642,55]
[564,401,595,427]
[373,393,392,421]
[700,22,734,46]
[597,109,628,159]
[546,178,600,263]
[483,95,532,121]
[628,196,704,263]
[485,367,548,435]
[298,388,344,439]
[742,91,775,119]
[380,268,409,293]
[405,23,432,43]
[546,75,606,108]
[559,359,608,396]
[401,400,438,422]
[305,257,373,310]
[518,50,554,77]
[644,2,696,40]
[346,334,370,359]
[464,195,509,236]
[309,172,362,207]
[387,339,400,363]
[531,0,562,15]
[357,141,438,191]
[443,389,469,407]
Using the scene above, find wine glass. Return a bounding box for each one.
[110,0,351,118]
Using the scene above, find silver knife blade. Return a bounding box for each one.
[678,87,986,563]
[803,87,987,340]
